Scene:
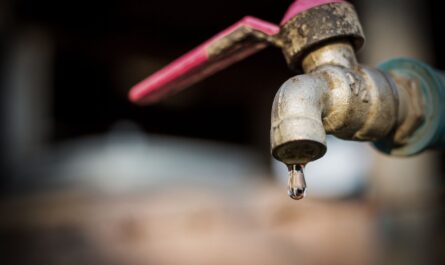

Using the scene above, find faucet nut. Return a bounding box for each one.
[280,2,365,72]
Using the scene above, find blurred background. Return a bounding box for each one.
[0,0,444,264]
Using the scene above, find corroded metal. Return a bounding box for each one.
[271,42,401,165]
[386,72,425,146]
[207,27,281,59]
[270,1,445,164]
[375,58,445,156]
[280,2,365,72]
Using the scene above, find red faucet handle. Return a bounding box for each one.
[129,16,280,105]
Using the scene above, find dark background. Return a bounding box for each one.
[2,0,295,146]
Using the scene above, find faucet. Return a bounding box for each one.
[129,0,445,198]
[270,0,445,163]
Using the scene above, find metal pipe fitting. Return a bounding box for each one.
[375,58,445,155]
[271,41,400,165]
[279,1,364,72]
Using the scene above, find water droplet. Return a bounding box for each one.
[287,164,307,200]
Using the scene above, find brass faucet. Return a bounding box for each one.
[129,0,445,197]
[271,2,438,166]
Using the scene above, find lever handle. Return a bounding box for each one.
[129,16,280,104]
[129,0,346,105]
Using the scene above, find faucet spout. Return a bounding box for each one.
[271,73,327,165]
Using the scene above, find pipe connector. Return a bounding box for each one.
[280,1,364,72]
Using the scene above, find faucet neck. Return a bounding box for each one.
[302,42,358,73]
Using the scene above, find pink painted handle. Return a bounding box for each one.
[129,0,345,105]
[129,16,279,104]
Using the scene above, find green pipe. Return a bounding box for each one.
[375,58,445,156]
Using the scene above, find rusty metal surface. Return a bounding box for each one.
[271,42,400,165]
[375,58,445,156]
[207,27,281,59]
[271,3,441,163]
[280,2,364,72]
[387,72,425,145]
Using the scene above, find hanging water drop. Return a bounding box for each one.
[287,164,307,200]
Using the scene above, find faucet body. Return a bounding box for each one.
[271,42,400,165]
[128,0,445,167]
[271,1,445,165]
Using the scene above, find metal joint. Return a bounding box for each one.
[280,2,365,72]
